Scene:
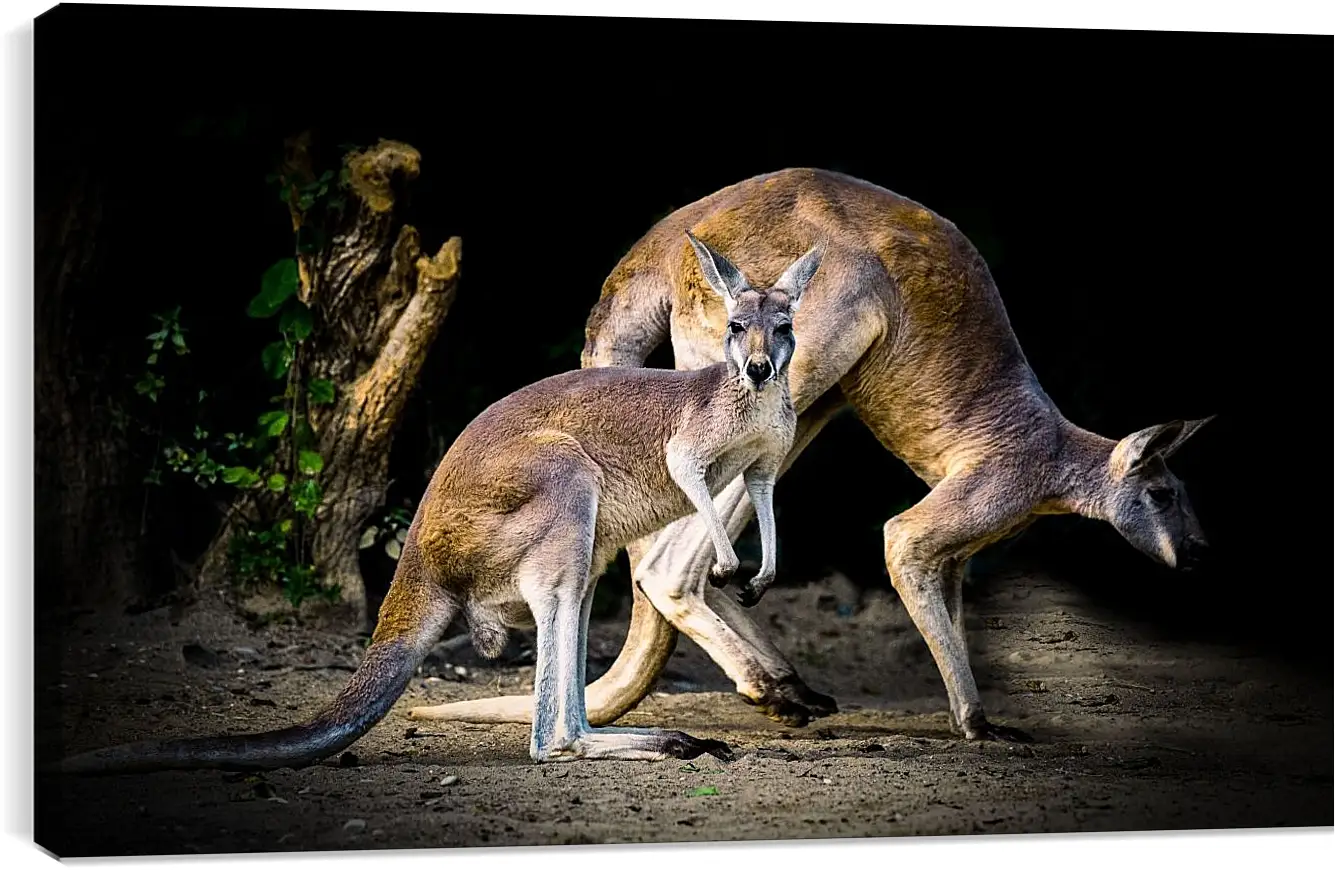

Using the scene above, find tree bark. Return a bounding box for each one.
[198,139,461,629]
[35,172,149,609]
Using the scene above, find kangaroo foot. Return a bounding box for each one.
[745,674,839,727]
[959,714,1033,743]
[661,732,735,762]
[534,728,734,763]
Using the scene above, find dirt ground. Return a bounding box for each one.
[35,567,1333,857]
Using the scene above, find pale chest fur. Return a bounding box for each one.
[699,384,796,495]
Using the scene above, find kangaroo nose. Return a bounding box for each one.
[745,358,773,385]
[1179,536,1209,572]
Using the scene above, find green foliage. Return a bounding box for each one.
[307,378,335,405]
[297,450,324,475]
[258,410,290,436]
[130,149,364,608]
[359,504,413,562]
[248,260,299,318]
[261,340,293,379]
[228,521,339,608]
[289,478,323,520]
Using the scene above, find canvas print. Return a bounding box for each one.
[33,3,1332,857]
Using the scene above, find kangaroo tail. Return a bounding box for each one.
[55,551,457,776]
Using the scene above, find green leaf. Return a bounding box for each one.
[261,340,293,379]
[134,373,165,402]
[257,410,290,437]
[248,259,299,318]
[171,331,188,354]
[395,528,407,543]
[307,378,335,405]
[146,353,158,366]
[358,527,379,549]
[384,539,402,561]
[290,479,322,519]
[221,466,261,487]
[266,473,287,493]
[297,450,324,475]
[687,786,719,797]
[280,302,314,341]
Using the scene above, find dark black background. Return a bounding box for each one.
[36,5,1331,664]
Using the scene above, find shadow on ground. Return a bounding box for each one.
[35,567,1333,855]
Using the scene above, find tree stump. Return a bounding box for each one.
[198,138,461,629]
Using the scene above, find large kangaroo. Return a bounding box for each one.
[57,237,822,773]
[423,168,1212,742]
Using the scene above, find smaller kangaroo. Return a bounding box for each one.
[55,233,818,774]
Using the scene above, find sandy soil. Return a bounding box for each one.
[35,568,1332,857]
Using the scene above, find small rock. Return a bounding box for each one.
[405,726,419,739]
[452,665,468,678]
[822,777,833,785]
[440,774,459,786]
[182,643,220,669]
[343,819,366,833]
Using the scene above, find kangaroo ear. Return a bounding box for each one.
[1111,416,1213,476]
[686,231,749,302]
[773,240,826,309]
[1160,415,1215,459]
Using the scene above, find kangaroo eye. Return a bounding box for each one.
[1147,487,1174,506]
[727,321,745,335]
[774,322,792,336]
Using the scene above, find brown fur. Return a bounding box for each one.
[429,168,1212,739]
[59,237,821,772]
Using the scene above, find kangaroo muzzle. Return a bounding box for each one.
[1178,535,1209,572]
[745,356,774,388]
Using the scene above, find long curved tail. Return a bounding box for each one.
[56,553,457,776]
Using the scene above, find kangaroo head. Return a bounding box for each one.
[686,231,825,393]
[1103,417,1213,571]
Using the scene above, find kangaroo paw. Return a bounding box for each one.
[709,559,739,585]
[662,733,735,763]
[735,576,772,608]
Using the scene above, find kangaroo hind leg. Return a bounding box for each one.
[526,569,732,763]
[515,476,731,763]
[879,469,1036,743]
